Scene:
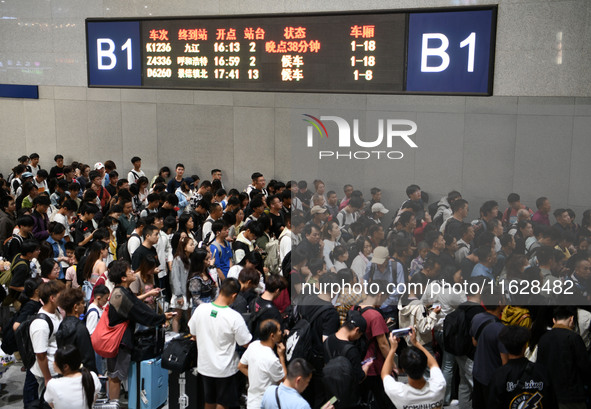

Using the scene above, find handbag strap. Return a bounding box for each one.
[275,386,282,409]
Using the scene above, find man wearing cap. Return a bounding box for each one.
[323,310,373,400]
[370,203,389,225]
[308,205,328,229]
[364,246,405,318]
[94,162,106,185]
[15,172,34,197]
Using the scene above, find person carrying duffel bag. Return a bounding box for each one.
[91,260,174,404]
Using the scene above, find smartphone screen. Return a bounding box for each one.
[320,396,338,409]
[391,327,412,337]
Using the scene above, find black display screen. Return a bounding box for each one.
[87,7,496,95]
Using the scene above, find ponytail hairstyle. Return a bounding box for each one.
[18,276,44,304]
[329,245,348,264]
[54,345,95,409]
[175,235,193,270]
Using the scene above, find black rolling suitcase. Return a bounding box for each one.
[168,368,204,409]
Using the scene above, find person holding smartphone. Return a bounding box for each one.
[381,327,446,409]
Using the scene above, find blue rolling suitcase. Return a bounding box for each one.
[128,358,168,409]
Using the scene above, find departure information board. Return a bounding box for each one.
[86,7,497,95]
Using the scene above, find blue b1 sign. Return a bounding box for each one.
[87,21,142,86]
[406,9,495,94]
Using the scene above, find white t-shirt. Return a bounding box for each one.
[51,212,69,231]
[188,302,252,378]
[240,341,285,409]
[85,304,103,335]
[227,265,243,280]
[127,234,142,259]
[30,309,63,378]
[45,371,101,409]
[383,367,446,409]
[33,177,48,193]
[128,169,145,185]
[227,265,265,294]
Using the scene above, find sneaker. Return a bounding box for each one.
[449,399,460,406]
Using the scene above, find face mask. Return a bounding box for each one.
[111,224,118,232]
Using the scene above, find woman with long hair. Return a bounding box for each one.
[82,241,108,285]
[136,176,150,206]
[129,255,161,306]
[175,179,193,215]
[151,166,170,187]
[99,215,119,263]
[228,208,244,240]
[188,248,217,312]
[76,164,91,188]
[322,220,342,273]
[171,213,196,253]
[171,236,196,331]
[350,238,373,284]
[44,345,101,409]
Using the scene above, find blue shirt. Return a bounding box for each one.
[261,384,311,409]
[210,240,233,278]
[471,263,494,280]
[364,260,405,310]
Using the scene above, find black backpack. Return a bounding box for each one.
[247,298,275,336]
[161,334,197,372]
[443,309,494,357]
[285,304,332,363]
[0,314,19,354]
[15,313,54,369]
[280,251,291,276]
[322,343,359,409]
[116,232,140,263]
[427,201,439,219]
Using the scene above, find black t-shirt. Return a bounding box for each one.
[6,233,29,261]
[158,207,177,221]
[167,178,184,194]
[248,296,283,340]
[49,165,64,180]
[74,219,95,247]
[8,255,31,300]
[537,327,591,403]
[299,295,340,357]
[16,300,43,323]
[445,218,464,239]
[106,184,117,197]
[488,358,557,409]
[324,334,365,383]
[131,244,158,271]
[269,212,285,239]
[460,258,476,280]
